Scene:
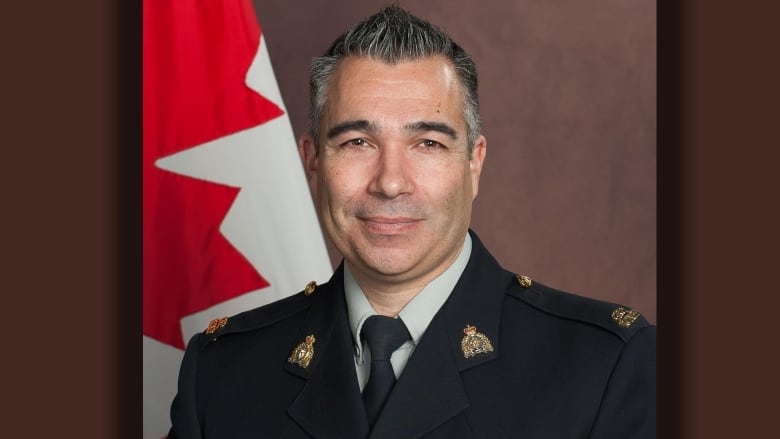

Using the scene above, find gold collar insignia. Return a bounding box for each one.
[461,325,494,358]
[288,335,316,368]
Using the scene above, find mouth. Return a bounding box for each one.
[358,216,421,234]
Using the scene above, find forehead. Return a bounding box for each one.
[323,55,466,133]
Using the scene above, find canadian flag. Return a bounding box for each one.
[143,0,332,436]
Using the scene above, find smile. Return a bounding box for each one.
[359,217,421,234]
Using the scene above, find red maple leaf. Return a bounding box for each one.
[143,0,282,349]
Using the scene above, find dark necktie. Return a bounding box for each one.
[361,315,411,427]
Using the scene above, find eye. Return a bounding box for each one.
[341,138,368,148]
[419,139,444,149]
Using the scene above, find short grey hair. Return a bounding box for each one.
[307,6,482,153]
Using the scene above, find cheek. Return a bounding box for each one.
[319,162,358,207]
[424,172,469,216]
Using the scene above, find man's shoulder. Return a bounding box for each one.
[188,280,326,351]
[504,273,652,343]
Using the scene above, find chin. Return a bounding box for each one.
[357,250,421,277]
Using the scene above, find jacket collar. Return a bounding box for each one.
[446,230,507,372]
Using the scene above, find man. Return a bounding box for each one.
[169,6,655,438]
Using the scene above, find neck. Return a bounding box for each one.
[359,282,425,317]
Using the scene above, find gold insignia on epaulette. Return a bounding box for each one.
[516,274,532,288]
[611,307,640,328]
[204,317,228,334]
[461,325,494,358]
[288,335,316,368]
[304,281,317,296]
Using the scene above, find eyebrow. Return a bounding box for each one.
[404,121,458,141]
[325,119,459,141]
[326,120,378,140]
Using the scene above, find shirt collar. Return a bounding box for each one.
[345,233,473,359]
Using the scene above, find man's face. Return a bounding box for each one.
[299,55,486,288]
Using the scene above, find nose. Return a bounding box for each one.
[368,145,414,199]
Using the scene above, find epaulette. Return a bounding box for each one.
[195,280,322,350]
[506,273,650,342]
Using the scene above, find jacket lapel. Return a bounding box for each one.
[285,265,370,439]
[446,232,507,373]
[369,232,508,439]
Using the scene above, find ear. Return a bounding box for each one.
[298,133,319,189]
[469,135,487,199]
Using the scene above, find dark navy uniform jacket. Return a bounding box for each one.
[169,232,656,438]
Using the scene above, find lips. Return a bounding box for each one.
[359,216,421,234]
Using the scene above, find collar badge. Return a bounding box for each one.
[288,335,316,368]
[461,325,494,358]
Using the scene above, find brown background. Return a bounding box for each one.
[253,0,657,322]
[5,0,780,438]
